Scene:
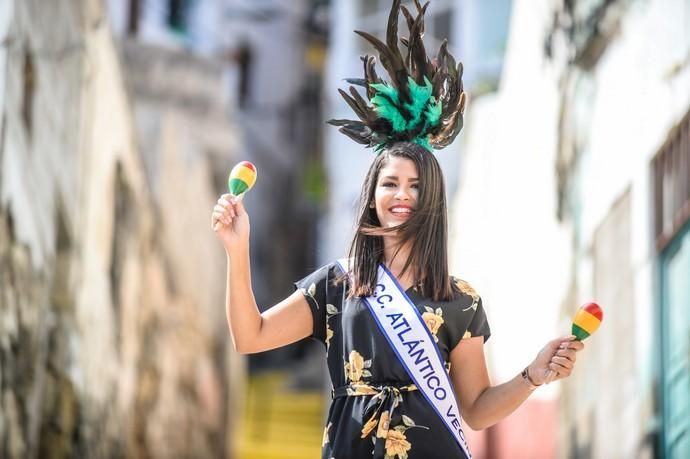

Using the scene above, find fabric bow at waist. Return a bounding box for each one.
[332,383,422,458]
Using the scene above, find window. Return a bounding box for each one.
[654,108,690,458]
[659,223,690,459]
[167,0,192,35]
[653,109,690,252]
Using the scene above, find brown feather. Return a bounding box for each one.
[384,0,411,102]
[349,87,377,124]
[386,0,403,59]
[401,5,415,32]
[327,119,355,126]
[329,0,467,151]
[432,40,449,97]
[338,88,368,121]
[407,2,430,84]
[340,126,372,145]
[354,30,396,77]
[429,92,466,148]
[364,56,383,99]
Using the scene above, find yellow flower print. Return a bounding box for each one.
[326,323,334,349]
[344,350,372,383]
[385,429,412,458]
[301,282,319,308]
[422,306,444,342]
[455,278,477,296]
[376,411,391,439]
[348,384,379,396]
[322,422,331,447]
[347,351,364,382]
[361,414,428,456]
[361,415,378,438]
[455,278,479,312]
[326,303,339,315]
[325,303,339,350]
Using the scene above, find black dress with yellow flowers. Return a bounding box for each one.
[295,262,491,459]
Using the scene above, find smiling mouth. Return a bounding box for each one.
[390,207,414,217]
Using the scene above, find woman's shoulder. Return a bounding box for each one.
[303,259,348,274]
[442,276,491,344]
[297,260,349,287]
[449,275,481,310]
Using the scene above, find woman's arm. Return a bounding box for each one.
[224,247,314,353]
[213,194,313,354]
[449,335,584,430]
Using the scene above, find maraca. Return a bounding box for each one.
[571,302,603,341]
[228,161,257,196]
[544,302,603,384]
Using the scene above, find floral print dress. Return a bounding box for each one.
[295,262,491,459]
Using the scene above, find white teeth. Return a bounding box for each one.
[390,207,412,214]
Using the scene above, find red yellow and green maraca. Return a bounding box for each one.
[228,161,257,196]
[571,302,603,341]
[543,302,603,384]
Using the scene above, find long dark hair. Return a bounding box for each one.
[347,142,454,302]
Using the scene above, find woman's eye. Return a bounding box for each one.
[411,183,419,189]
[381,182,395,187]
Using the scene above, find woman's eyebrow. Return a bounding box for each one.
[380,175,419,181]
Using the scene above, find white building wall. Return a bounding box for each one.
[451,0,690,456]
[450,0,569,393]
[562,1,690,457]
[574,0,690,388]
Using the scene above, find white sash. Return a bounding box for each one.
[336,259,472,458]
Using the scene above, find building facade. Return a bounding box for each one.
[452,0,690,457]
[547,0,690,457]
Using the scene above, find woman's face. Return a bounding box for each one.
[372,156,419,229]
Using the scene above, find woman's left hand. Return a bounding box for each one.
[527,335,585,385]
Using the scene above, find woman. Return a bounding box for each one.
[212,2,584,457]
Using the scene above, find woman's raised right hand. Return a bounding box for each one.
[212,193,250,253]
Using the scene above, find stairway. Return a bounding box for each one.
[234,371,326,459]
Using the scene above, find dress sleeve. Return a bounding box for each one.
[293,262,332,344]
[447,279,491,350]
[463,296,491,344]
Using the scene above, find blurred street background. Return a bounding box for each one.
[1,0,689,458]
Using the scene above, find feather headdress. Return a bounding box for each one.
[327,0,467,153]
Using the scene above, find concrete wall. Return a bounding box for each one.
[0,1,242,457]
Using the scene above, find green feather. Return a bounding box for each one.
[425,97,442,126]
[371,96,407,132]
[403,76,432,128]
[369,82,408,132]
[369,82,399,104]
[368,75,440,152]
[412,136,432,151]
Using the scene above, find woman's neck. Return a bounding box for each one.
[383,237,415,287]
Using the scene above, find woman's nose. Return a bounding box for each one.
[394,187,411,200]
